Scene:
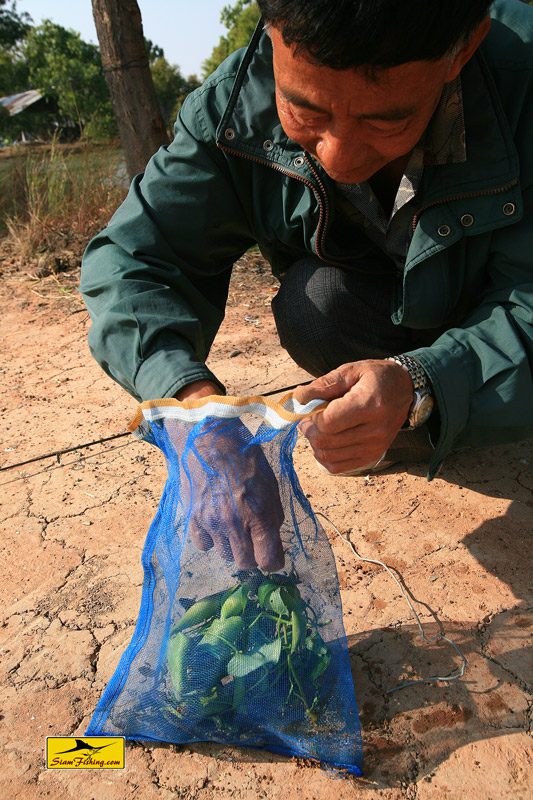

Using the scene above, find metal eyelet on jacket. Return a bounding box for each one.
[460,214,474,227]
[438,224,451,237]
[263,140,274,151]
[224,128,236,140]
[502,202,516,216]
[293,156,305,168]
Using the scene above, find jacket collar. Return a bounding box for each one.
[216,23,317,178]
[418,47,519,204]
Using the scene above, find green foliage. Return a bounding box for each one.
[0,0,31,123]
[202,0,260,78]
[0,12,202,144]
[22,20,117,140]
[145,37,164,64]
[0,0,30,48]
[0,45,28,95]
[150,56,200,137]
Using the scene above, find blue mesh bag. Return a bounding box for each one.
[86,393,363,774]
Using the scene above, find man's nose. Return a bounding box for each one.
[315,129,370,174]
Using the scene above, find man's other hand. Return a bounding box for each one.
[294,359,413,474]
[172,381,285,571]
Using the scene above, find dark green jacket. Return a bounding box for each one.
[80,0,533,479]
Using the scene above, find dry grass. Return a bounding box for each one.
[0,140,127,280]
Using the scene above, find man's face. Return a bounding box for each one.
[271,27,458,183]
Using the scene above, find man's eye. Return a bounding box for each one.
[289,106,327,127]
[366,119,409,134]
[295,115,326,127]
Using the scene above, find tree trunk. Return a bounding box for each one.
[91,0,169,181]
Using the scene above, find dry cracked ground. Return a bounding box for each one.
[0,252,531,799]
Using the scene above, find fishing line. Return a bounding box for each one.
[0,441,133,487]
[312,511,467,694]
[0,380,313,474]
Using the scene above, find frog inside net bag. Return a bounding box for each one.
[86,393,363,774]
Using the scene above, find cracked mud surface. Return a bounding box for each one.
[0,253,531,798]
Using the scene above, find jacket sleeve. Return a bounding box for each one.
[408,184,533,479]
[79,81,256,402]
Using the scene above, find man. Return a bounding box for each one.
[80,0,533,567]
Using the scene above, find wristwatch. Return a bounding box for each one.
[387,354,434,430]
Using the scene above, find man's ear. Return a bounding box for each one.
[446,15,491,82]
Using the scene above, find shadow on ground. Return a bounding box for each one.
[347,441,532,786]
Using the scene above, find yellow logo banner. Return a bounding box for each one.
[46,737,125,769]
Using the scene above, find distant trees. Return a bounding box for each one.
[0,2,31,137]
[0,1,30,96]
[0,0,274,146]
[150,57,200,139]
[0,6,117,140]
[0,1,201,149]
[24,20,116,139]
[202,0,259,78]
[0,0,30,48]
[0,42,27,96]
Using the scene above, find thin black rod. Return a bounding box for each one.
[0,380,312,473]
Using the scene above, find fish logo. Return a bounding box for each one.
[55,739,114,756]
[46,737,125,769]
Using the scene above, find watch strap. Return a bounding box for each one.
[388,354,431,394]
[387,355,433,429]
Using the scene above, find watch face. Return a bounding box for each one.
[412,392,434,427]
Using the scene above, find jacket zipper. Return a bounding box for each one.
[218,142,336,263]
[411,178,519,233]
[303,153,344,264]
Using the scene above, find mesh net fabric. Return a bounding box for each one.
[86,394,363,774]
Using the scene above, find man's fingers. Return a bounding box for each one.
[196,519,285,572]
[214,522,258,569]
[190,520,261,570]
[184,430,287,572]
[293,367,355,405]
[300,415,371,447]
[299,415,396,473]
[299,392,377,441]
[189,526,214,552]
[248,523,285,572]
[312,434,386,463]
[208,527,237,564]
[312,443,387,474]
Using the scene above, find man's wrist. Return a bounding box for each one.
[174,380,223,402]
[386,355,434,429]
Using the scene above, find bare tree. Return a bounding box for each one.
[92,0,169,180]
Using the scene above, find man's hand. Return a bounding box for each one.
[172,381,285,571]
[294,359,413,474]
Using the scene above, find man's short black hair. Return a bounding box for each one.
[256,0,493,70]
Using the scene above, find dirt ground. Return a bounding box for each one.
[0,251,531,799]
